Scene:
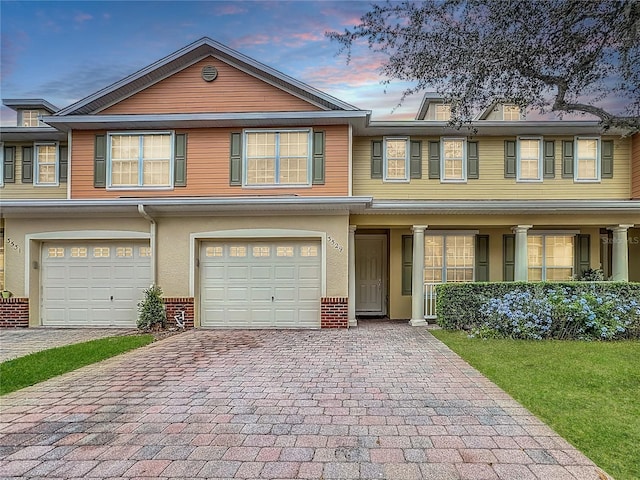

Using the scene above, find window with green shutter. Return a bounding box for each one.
[3,146,16,184]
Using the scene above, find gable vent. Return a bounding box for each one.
[202,65,218,82]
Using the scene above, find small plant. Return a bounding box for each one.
[576,268,605,281]
[137,284,166,331]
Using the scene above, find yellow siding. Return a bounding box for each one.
[353,136,631,200]
[0,143,67,199]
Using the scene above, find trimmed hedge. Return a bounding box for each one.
[435,282,640,340]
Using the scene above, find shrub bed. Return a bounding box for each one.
[435,282,640,340]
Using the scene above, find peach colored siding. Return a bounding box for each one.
[102,58,322,114]
[632,133,640,199]
[70,125,349,198]
[352,135,631,200]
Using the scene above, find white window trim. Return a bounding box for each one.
[574,136,601,183]
[527,232,576,281]
[383,136,410,183]
[34,142,59,186]
[440,137,467,183]
[242,128,313,188]
[21,110,42,127]
[516,136,543,183]
[106,131,175,190]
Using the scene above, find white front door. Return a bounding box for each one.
[355,235,387,316]
[200,239,321,328]
[41,241,151,327]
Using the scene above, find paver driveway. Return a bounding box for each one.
[0,321,608,479]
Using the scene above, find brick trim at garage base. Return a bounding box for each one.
[0,298,29,328]
[164,298,195,329]
[321,297,348,329]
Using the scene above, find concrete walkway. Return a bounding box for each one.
[0,328,136,363]
[0,321,608,479]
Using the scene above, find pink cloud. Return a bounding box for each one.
[74,12,93,23]
[212,4,248,16]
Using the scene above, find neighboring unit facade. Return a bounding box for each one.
[1,37,638,329]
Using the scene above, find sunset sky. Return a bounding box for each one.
[1,0,422,125]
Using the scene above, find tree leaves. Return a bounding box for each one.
[328,0,640,133]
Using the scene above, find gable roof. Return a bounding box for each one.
[3,98,59,113]
[55,37,359,116]
[415,92,447,120]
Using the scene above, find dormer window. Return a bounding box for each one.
[503,104,521,121]
[21,110,41,127]
[435,104,451,121]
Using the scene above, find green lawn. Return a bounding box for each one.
[430,330,640,480]
[0,335,154,395]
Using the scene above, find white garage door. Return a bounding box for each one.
[41,241,151,327]
[201,240,321,328]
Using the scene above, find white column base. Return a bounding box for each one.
[409,318,428,327]
[348,318,358,327]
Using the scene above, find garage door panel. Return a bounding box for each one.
[201,239,321,329]
[41,241,150,327]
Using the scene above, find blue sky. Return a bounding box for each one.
[1,0,423,125]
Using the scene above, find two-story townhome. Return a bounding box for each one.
[1,37,638,329]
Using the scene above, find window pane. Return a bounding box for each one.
[37,145,57,184]
[424,236,443,268]
[545,236,574,267]
[528,267,543,281]
[301,245,318,257]
[247,158,275,184]
[527,235,543,267]
[385,139,407,179]
[504,105,520,120]
[279,157,307,184]
[519,139,540,179]
[253,246,271,257]
[424,268,443,283]
[111,136,139,186]
[443,140,464,180]
[446,235,473,268]
[435,104,451,121]
[143,160,170,186]
[576,139,598,180]
[546,268,573,281]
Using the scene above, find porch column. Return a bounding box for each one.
[609,224,634,281]
[410,225,428,326]
[512,225,532,282]
[348,225,357,327]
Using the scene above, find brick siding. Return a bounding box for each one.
[164,297,195,329]
[321,297,348,329]
[0,298,29,328]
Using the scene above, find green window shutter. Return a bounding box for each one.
[601,140,613,179]
[543,140,555,178]
[174,133,187,187]
[94,134,107,188]
[312,131,325,184]
[3,146,15,183]
[371,140,383,179]
[229,132,242,185]
[22,146,33,184]
[428,141,440,179]
[402,235,413,295]
[475,235,489,281]
[467,141,479,179]
[59,145,68,182]
[575,234,591,277]
[409,140,422,179]
[504,140,516,178]
[503,234,515,281]
[562,140,574,178]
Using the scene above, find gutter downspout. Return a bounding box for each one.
[138,204,157,285]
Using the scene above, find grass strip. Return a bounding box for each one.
[430,330,640,480]
[0,334,154,395]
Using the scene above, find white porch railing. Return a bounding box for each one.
[424,282,438,320]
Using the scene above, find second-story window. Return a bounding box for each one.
[383,137,409,182]
[108,133,172,188]
[244,130,311,186]
[35,143,58,185]
[22,110,41,127]
[575,137,599,182]
[517,137,543,182]
[441,138,466,182]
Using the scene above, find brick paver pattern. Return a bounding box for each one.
[0,328,135,363]
[0,321,609,479]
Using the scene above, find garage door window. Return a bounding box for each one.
[206,246,223,257]
[71,247,87,258]
[93,247,110,257]
[230,246,246,257]
[301,245,318,257]
[139,247,152,257]
[48,247,64,258]
[116,247,133,257]
[277,246,294,257]
[253,246,271,257]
